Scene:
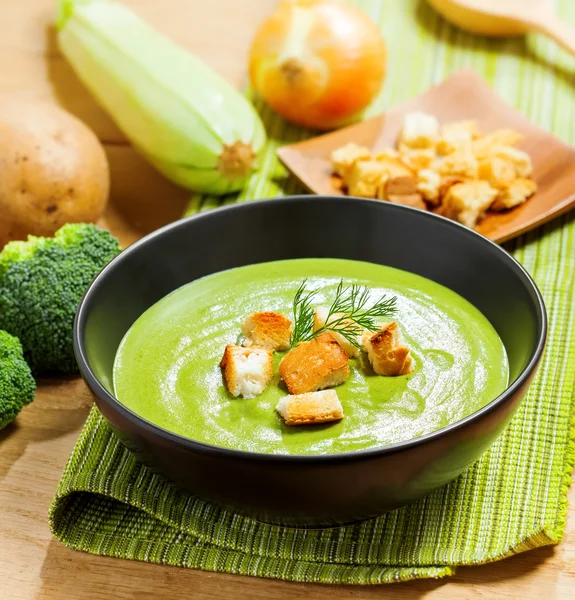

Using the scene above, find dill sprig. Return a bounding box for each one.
[291,280,318,347]
[290,279,398,348]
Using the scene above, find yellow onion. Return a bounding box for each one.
[249,0,386,130]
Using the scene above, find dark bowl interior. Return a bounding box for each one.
[75,196,546,526]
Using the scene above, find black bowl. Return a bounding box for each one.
[75,196,546,526]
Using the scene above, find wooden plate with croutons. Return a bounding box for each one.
[277,69,575,244]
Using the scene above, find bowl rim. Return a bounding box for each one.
[74,196,547,464]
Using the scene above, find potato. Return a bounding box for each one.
[0,97,109,246]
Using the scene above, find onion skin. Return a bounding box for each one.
[249,0,386,131]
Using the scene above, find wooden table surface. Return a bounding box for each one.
[1,1,575,598]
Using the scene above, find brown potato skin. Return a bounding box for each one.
[0,97,109,246]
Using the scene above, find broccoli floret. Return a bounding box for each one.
[0,223,121,375]
[0,330,36,430]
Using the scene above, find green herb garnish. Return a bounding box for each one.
[290,279,398,349]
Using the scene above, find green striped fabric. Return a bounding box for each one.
[49,0,575,584]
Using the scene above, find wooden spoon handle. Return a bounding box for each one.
[531,12,575,57]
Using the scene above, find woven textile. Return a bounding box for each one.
[49,0,575,584]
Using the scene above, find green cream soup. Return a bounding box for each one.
[113,258,509,455]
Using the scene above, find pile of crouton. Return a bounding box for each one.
[220,308,413,426]
[331,111,536,228]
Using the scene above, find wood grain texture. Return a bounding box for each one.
[0,1,574,598]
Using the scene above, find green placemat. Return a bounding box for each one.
[49,0,575,585]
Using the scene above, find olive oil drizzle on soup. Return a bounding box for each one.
[113,259,509,455]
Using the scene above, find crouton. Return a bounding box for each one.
[385,176,418,196]
[440,180,498,228]
[241,311,292,351]
[276,390,344,426]
[333,117,535,226]
[491,178,537,211]
[438,142,478,179]
[477,156,516,189]
[416,168,441,204]
[472,129,523,160]
[438,175,465,199]
[279,333,350,395]
[378,156,415,179]
[313,306,362,358]
[376,172,425,208]
[388,193,427,210]
[492,146,533,178]
[437,120,480,155]
[374,147,400,161]
[380,161,417,201]
[399,112,439,149]
[220,345,274,399]
[378,175,418,201]
[345,160,388,198]
[331,142,371,178]
[346,157,412,199]
[398,147,436,171]
[363,322,414,376]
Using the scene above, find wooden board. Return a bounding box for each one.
[0,1,574,598]
[277,69,575,244]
